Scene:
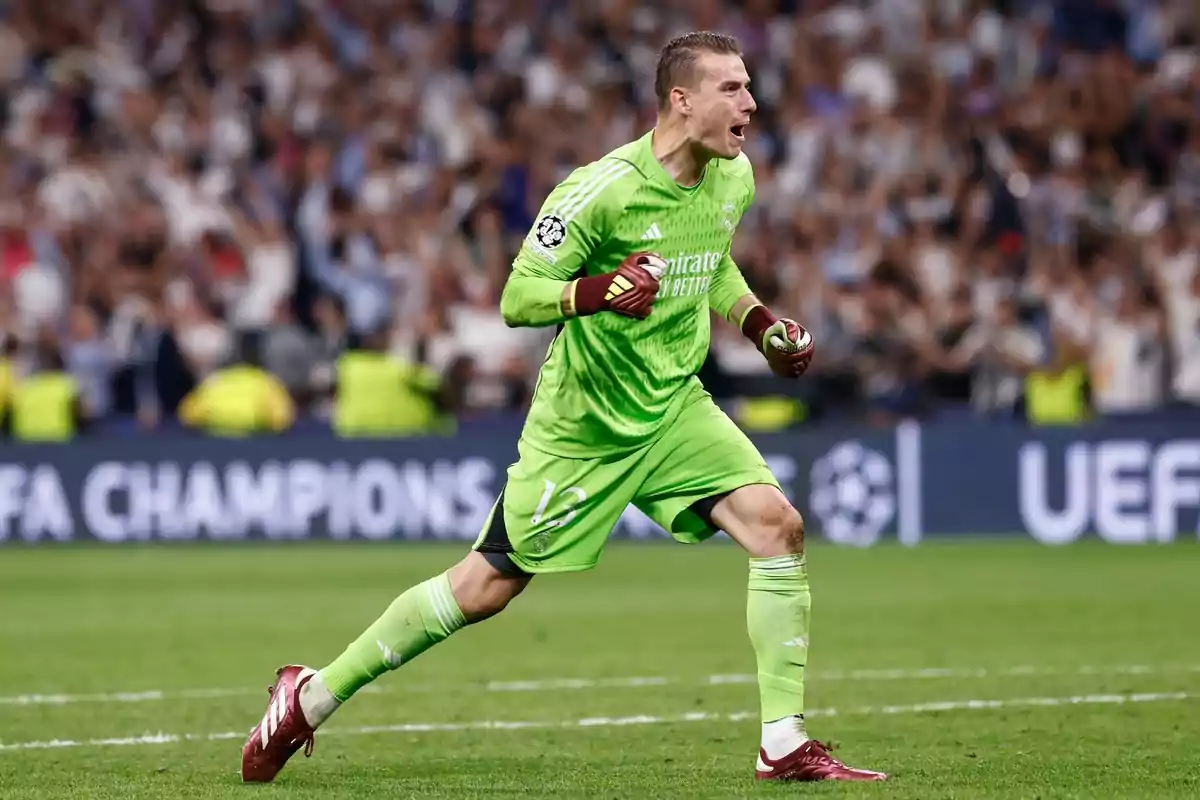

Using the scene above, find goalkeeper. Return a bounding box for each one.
[241,31,886,784]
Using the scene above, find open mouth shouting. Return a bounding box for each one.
[731,123,748,140]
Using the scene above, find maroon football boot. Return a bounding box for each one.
[240,665,319,783]
[756,739,888,781]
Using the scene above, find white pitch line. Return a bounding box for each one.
[3,663,1197,708]
[484,676,671,692]
[0,691,1191,753]
[0,687,266,707]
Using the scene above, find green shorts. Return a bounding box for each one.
[473,393,779,573]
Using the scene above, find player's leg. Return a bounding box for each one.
[635,394,886,782]
[240,536,531,783]
[475,441,646,575]
[308,440,642,705]
[706,484,812,756]
[241,440,640,782]
[308,550,532,720]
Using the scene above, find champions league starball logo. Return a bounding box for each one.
[809,441,896,547]
[533,214,566,249]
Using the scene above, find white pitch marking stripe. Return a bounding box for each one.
[3,664,1198,707]
[0,691,1191,753]
[486,676,671,692]
[0,688,262,706]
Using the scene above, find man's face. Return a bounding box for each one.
[679,52,756,159]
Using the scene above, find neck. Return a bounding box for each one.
[652,118,708,187]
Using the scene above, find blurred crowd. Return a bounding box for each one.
[0,0,1198,437]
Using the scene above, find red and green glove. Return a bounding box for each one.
[740,305,815,378]
[567,252,667,320]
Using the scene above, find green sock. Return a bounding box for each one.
[747,554,810,722]
[320,572,467,701]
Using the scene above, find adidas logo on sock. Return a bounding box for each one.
[377,640,403,668]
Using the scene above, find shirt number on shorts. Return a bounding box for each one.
[530,480,587,529]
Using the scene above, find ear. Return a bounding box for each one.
[670,87,691,115]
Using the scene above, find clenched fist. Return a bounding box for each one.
[569,252,668,320]
[741,305,816,379]
[760,318,815,378]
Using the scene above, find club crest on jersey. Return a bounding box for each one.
[533,214,567,249]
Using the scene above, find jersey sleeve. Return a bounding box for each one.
[709,252,754,321]
[709,157,757,322]
[500,159,632,327]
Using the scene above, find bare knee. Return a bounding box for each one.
[447,551,532,623]
[712,485,806,559]
[746,501,804,559]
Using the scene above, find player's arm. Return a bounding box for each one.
[709,162,813,379]
[500,161,662,328]
[711,258,814,379]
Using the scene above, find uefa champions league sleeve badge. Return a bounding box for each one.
[533,215,567,249]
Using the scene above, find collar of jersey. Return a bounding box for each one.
[644,129,708,198]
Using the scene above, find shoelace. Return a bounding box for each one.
[265,684,316,758]
[806,740,846,767]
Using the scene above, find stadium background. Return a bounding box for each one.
[0,0,1197,546]
[0,3,1198,798]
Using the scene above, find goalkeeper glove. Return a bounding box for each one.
[567,252,666,320]
[741,305,815,378]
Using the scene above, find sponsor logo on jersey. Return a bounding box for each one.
[658,251,723,299]
[663,250,722,276]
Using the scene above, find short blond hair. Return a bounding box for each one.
[654,31,742,110]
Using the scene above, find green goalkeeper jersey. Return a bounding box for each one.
[501,130,755,457]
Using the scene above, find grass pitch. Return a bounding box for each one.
[0,539,1197,799]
